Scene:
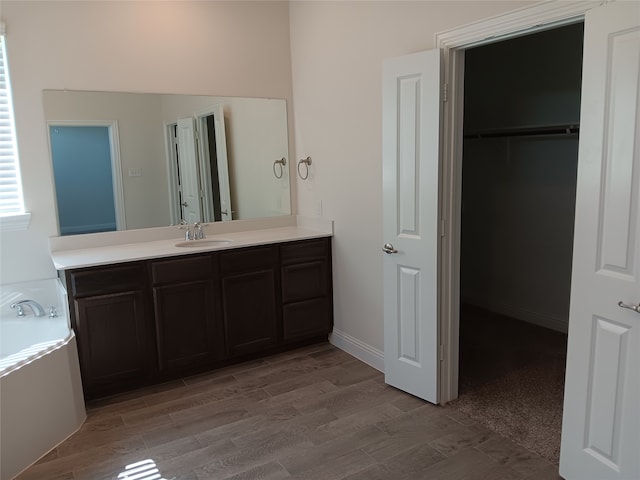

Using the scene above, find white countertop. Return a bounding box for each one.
[50,216,333,270]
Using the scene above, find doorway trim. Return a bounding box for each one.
[194,104,233,223]
[164,122,181,225]
[46,120,126,233]
[435,0,606,404]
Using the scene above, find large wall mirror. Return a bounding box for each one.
[43,90,291,236]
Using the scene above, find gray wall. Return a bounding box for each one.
[464,22,584,132]
[460,23,583,332]
[461,136,578,331]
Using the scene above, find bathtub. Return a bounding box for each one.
[0,278,86,480]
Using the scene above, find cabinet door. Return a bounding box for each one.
[221,246,278,357]
[222,270,278,357]
[73,290,150,397]
[151,254,224,374]
[153,279,224,372]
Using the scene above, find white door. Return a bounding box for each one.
[382,49,442,404]
[210,105,232,221]
[177,117,203,223]
[560,2,640,479]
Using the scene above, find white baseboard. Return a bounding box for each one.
[329,328,385,372]
[328,299,567,377]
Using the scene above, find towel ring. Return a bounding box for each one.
[273,157,286,179]
[298,156,312,180]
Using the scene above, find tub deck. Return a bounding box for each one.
[0,278,86,480]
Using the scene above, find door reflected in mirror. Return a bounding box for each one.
[44,90,291,236]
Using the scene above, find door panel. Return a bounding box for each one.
[560,2,640,478]
[211,105,232,221]
[177,117,203,223]
[382,49,441,404]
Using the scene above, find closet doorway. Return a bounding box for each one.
[49,122,125,235]
[452,22,584,465]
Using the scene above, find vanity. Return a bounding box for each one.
[43,89,331,400]
[50,217,333,400]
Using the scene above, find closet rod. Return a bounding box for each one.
[464,124,579,139]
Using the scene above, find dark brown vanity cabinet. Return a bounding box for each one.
[63,237,333,399]
[220,246,279,357]
[150,254,225,375]
[280,238,333,341]
[66,264,153,399]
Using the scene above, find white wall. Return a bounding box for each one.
[0,0,539,356]
[159,95,290,220]
[0,0,293,284]
[289,1,535,355]
[223,98,290,220]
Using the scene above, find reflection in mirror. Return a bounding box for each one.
[43,90,291,235]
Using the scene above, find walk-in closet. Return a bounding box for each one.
[451,22,584,464]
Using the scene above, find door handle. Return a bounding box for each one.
[618,301,640,314]
[382,243,398,254]
[181,202,188,207]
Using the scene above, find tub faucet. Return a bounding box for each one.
[10,299,46,317]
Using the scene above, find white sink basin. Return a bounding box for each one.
[174,239,232,248]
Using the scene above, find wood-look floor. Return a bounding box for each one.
[17,343,562,480]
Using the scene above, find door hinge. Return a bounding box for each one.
[440,219,446,237]
[439,344,444,361]
[443,83,448,103]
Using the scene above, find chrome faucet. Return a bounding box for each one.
[178,220,206,240]
[179,219,193,240]
[193,222,206,240]
[10,299,46,317]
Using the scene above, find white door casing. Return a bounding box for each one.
[436,0,607,406]
[196,115,215,223]
[176,117,203,224]
[382,49,442,404]
[560,2,640,479]
[165,123,181,226]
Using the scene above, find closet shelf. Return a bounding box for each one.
[464,124,579,139]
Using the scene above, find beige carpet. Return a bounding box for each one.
[448,305,567,464]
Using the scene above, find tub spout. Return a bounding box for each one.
[10,299,46,317]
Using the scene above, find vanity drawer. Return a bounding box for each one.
[151,254,216,285]
[69,264,145,297]
[280,238,330,265]
[220,246,276,275]
[281,260,329,303]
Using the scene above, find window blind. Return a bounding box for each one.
[0,31,25,216]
